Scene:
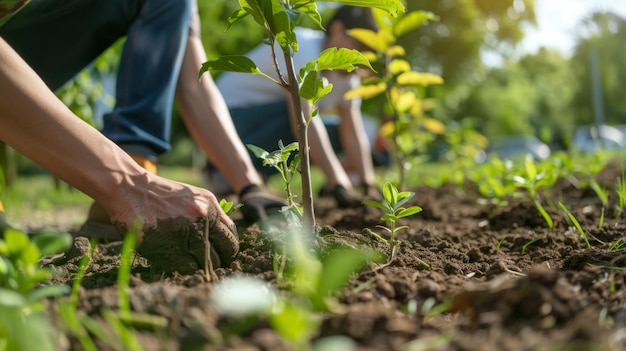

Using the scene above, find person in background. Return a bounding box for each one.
[209,5,378,207]
[0,35,238,271]
[0,0,286,240]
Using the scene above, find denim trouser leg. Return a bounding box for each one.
[0,0,192,159]
[104,0,191,159]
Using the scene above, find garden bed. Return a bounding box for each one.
[40,160,626,350]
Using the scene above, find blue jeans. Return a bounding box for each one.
[0,0,192,159]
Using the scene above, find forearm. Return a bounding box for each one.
[337,105,375,185]
[175,35,263,193]
[0,38,143,208]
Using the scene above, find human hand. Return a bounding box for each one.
[109,174,239,273]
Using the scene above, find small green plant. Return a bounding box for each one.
[521,236,542,254]
[512,155,558,229]
[472,157,517,209]
[609,239,626,252]
[220,198,242,215]
[363,182,423,264]
[249,141,303,225]
[212,227,382,350]
[0,229,73,350]
[558,202,591,248]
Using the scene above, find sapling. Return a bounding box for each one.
[249,141,303,225]
[200,0,403,232]
[363,182,424,264]
[346,8,442,189]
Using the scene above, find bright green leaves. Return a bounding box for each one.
[199,56,261,76]
[363,182,422,253]
[299,47,373,108]
[312,47,373,72]
[0,229,72,299]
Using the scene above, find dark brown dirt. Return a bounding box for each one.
[41,161,626,351]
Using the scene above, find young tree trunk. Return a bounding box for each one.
[283,52,316,233]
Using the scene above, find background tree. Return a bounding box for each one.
[569,11,626,126]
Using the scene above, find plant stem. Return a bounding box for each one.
[204,216,217,282]
[282,50,315,233]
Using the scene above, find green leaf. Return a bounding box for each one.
[396,206,422,218]
[239,0,269,29]
[0,288,27,307]
[26,284,70,303]
[225,8,249,32]
[393,11,439,37]
[395,225,409,232]
[362,199,389,212]
[200,56,261,77]
[31,232,72,257]
[19,243,41,266]
[299,71,333,105]
[317,0,405,17]
[315,48,373,72]
[270,300,316,343]
[3,229,29,256]
[524,154,537,180]
[294,2,323,30]
[383,182,398,206]
[247,144,270,160]
[314,247,383,310]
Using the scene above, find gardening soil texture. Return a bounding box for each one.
[39,160,626,351]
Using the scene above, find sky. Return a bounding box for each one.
[521,0,626,56]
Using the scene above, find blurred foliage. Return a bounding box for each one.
[570,11,626,126]
[401,0,536,82]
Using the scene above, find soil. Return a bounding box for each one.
[40,160,626,351]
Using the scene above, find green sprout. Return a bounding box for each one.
[248,141,303,226]
[512,155,558,229]
[558,202,591,248]
[211,228,382,350]
[609,239,626,252]
[0,229,73,350]
[219,198,242,216]
[363,182,423,264]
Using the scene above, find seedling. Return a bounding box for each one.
[0,229,72,350]
[559,202,591,248]
[248,141,303,225]
[212,227,382,350]
[521,236,542,254]
[512,155,558,229]
[220,198,242,216]
[363,182,423,263]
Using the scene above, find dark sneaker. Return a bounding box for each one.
[239,184,288,222]
[332,185,363,208]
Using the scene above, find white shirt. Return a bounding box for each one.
[216,27,360,113]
